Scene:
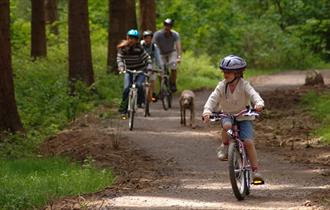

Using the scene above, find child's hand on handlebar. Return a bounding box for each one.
[202,113,210,123]
[118,67,124,73]
[254,105,264,112]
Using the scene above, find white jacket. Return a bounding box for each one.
[203,78,264,121]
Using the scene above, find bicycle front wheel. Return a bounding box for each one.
[160,82,171,110]
[128,94,136,131]
[228,142,247,200]
[144,86,150,117]
[245,169,251,195]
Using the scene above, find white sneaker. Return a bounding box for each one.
[217,144,228,161]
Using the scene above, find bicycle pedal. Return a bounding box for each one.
[252,179,265,185]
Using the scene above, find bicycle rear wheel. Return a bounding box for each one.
[228,142,247,200]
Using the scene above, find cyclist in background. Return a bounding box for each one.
[202,55,265,183]
[141,30,164,103]
[153,18,182,92]
[117,29,152,119]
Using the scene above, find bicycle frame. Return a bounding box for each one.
[126,69,142,112]
[227,122,251,174]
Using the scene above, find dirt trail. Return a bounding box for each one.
[43,70,330,210]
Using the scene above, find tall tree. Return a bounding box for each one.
[139,0,156,32]
[108,0,137,72]
[68,0,94,89]
[45,0,59,35]
[31,0,47,59]
[0,0,23,134]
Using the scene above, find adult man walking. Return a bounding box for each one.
[153,18,182,92]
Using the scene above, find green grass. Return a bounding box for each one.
[301,90,330,144]
[0,157,114,209]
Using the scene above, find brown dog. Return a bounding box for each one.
[180,90,196,128]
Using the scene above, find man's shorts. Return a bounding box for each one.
[221,118,254,140]
[161,51,178,70]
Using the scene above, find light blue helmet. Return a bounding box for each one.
[127,29,140,38]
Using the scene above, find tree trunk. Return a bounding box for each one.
[0,0,24,134]
[45,0,59,35]
[139,0,156,32]
[68,0,94,90]
[31,0,47,59]
[107,0,137,73]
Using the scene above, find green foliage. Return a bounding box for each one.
[89,0,108,43]
[301,90,330,144]
[13,48,89,136]
[156,0,330,69]
[10,17,31,49]
[178,51,220,91]
[11,0,31,21]
[0,157,114,209]
[88,0,108,29]
[92,44,122,105]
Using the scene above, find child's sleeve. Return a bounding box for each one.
[244,82,264,107]
[203,83,222,115]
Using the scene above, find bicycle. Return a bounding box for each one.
[121,69,144,131]
[208,107,264,200]
[159,64,172,110]
[143,69,163,117]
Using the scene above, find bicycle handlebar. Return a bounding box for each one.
[119,69,145,76]
[147,68,163,73]
[203,106,261,122]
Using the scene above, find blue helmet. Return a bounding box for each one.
[127,29,140,38]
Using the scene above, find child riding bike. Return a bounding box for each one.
[141,30,164,103]
[117,29,152,119]
[202,55,265,183]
